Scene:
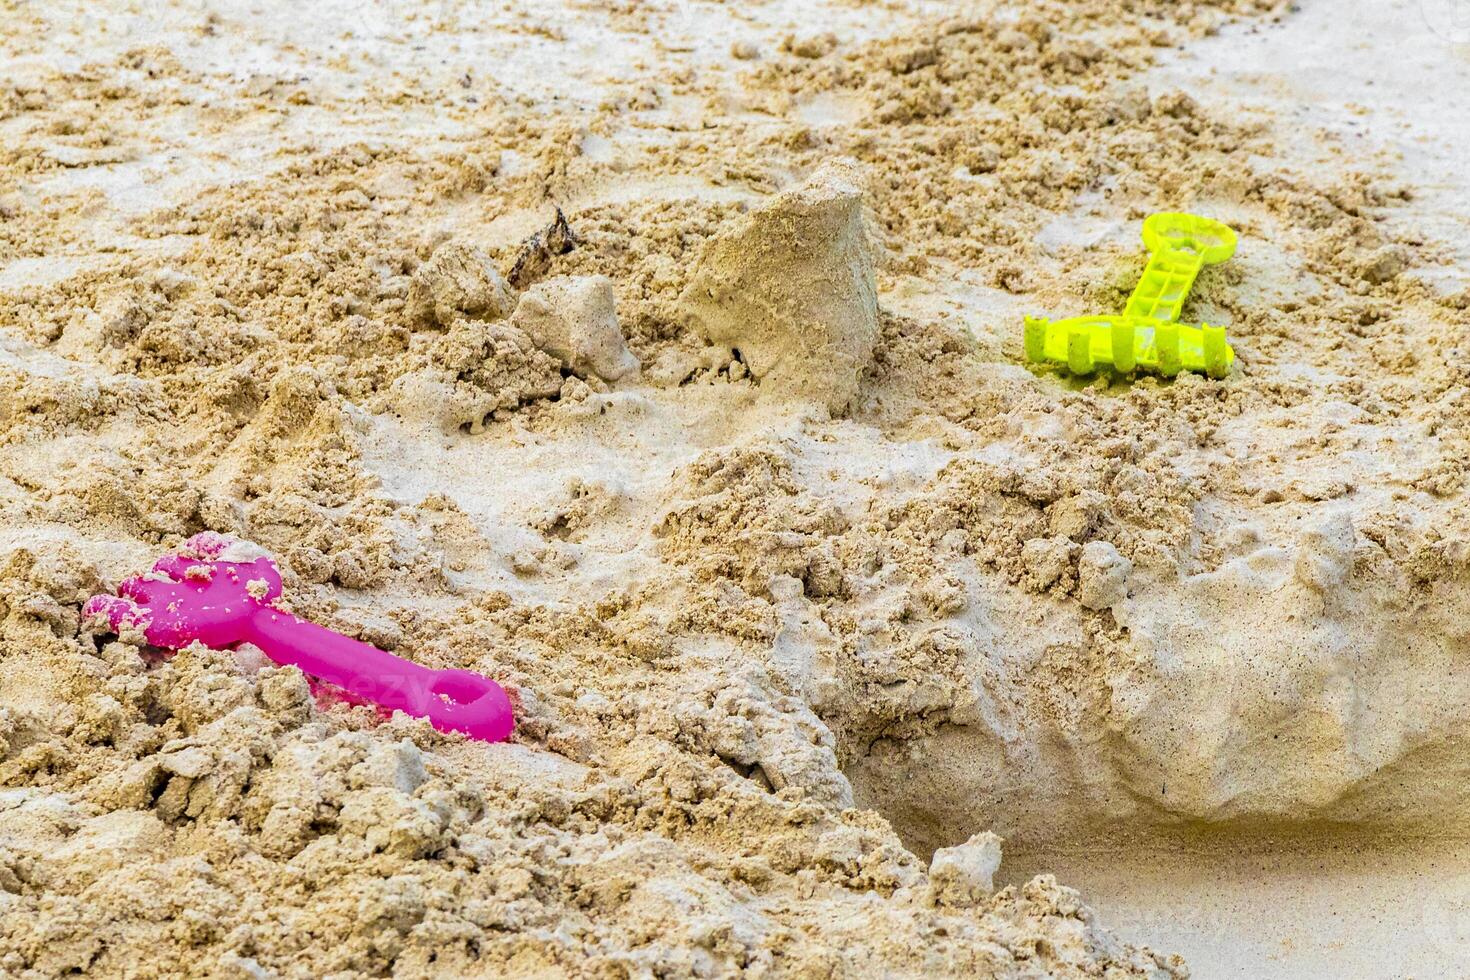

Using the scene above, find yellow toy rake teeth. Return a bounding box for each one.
[1024,212,1238,379]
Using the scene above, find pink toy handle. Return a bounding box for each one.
[246,608,514,742]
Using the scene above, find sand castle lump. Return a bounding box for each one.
[511,274,641,382]
[679,160,878,414]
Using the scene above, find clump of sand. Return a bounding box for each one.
[406,241,516,328]
[511,274,640,382]
[679,159,878,414]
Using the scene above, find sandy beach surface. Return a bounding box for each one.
[2,1,1468,977]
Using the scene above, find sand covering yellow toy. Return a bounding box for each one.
[1024,212,1238,378]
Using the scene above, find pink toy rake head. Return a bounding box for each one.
[84,532,282,650]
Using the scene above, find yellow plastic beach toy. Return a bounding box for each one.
[1024,212,1238,379]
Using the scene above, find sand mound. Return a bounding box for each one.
[0,566,1182,976]
[679,160,878,414]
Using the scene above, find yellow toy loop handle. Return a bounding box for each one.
[1141,212,1237,266]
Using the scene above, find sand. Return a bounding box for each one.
[1,0,1468,977]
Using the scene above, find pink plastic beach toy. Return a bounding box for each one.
[83,532,514,742]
